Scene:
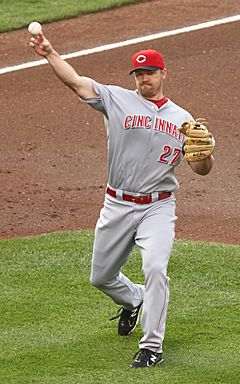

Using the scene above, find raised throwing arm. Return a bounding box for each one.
[29,33,97,99]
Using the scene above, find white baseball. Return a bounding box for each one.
[28,21,42,35]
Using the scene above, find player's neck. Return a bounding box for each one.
[147,91,165,101]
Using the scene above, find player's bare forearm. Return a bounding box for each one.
[189,154,214,175]
[29,34,96,98]
[45,50,96,98]
[45,50,82,92]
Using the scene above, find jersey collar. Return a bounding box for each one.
[147,97,168,109]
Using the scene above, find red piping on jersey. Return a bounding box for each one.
[154,277,169,353]
[148,97,168,108]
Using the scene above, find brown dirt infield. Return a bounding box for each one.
[0,0,239,244]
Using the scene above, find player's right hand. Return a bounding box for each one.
[29,35,53,57]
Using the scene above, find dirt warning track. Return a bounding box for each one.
[0,0,239,243]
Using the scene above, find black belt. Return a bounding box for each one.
[106,187,171,204]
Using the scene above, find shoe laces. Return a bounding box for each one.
[133,349,152,363]
[110,307,129,321]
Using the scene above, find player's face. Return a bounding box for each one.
[134,69,166,99]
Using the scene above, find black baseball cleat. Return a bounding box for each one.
[110,302,143,336]
[129,348,164,368]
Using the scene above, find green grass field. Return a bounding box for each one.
[0,231,239,383]
[0,0,146,32]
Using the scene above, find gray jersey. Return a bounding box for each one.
[81,81,193,193]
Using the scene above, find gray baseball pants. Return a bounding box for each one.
[90,193,176,353]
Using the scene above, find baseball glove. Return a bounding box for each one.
[178,119,215,162]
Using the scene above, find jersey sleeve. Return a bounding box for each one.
[183,111,194,122]
[181,112,194,148]
[79,81,110,117]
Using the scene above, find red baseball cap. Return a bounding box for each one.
[129,49,165,74]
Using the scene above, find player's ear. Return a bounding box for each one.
[161,68,167,79]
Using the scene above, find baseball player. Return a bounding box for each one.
[30,34,215,368]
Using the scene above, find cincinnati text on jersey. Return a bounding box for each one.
[123,115,185,144]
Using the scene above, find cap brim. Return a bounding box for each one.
[129,66,161,74]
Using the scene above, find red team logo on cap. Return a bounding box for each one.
[136,55,147,63]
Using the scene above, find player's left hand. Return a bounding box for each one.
[178,119,215,162]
